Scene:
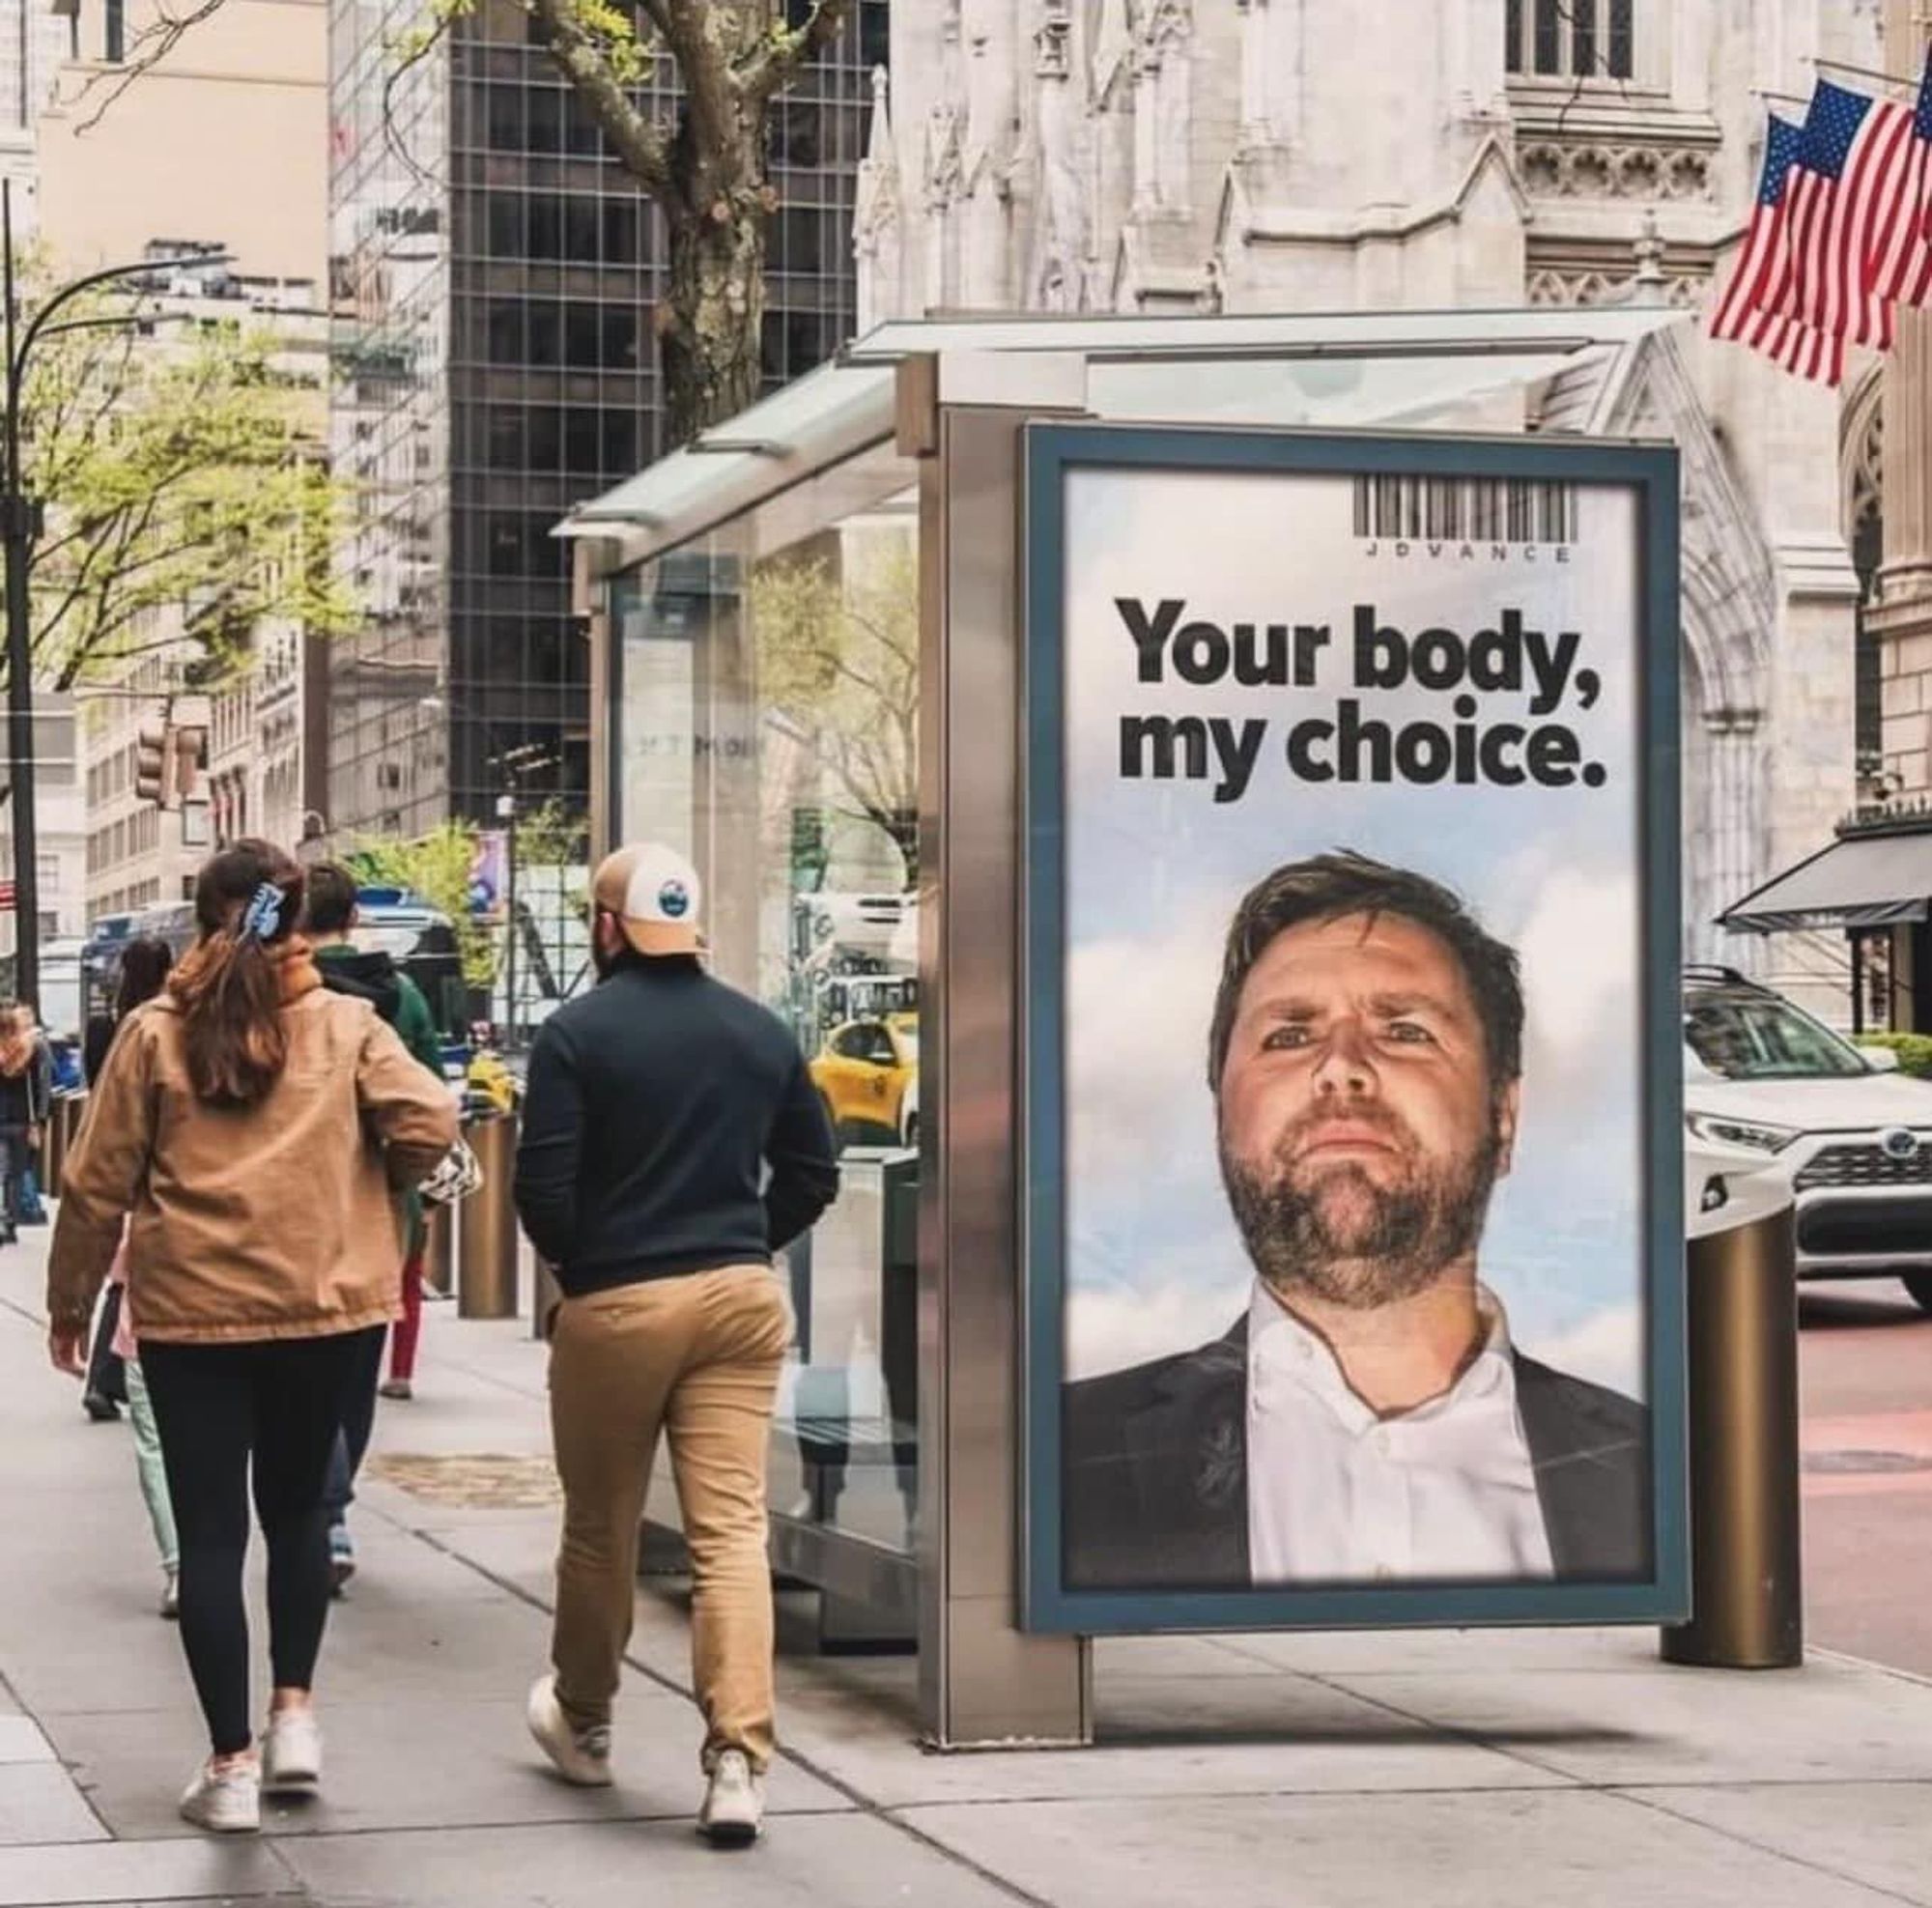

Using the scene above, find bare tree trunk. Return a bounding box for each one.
[661,190,767,445]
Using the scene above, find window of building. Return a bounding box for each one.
[778,207,826,275]
[528,301,561,366]
[1505,0,1633,80]
[487,195,523,258]
[491,300,529,364]
[528,195,564,260]
[487,83,522,151]
[526,87,563,155]
[564,197,599,262]
[528,406,560,466]
[563,408,599,469]
[104,0,125,64]
[564,302,600,368]
[772,100,822,168]
[602,200,639,266]
[487,406,524,469]
[859,0,888,70]
[602,409,639,471]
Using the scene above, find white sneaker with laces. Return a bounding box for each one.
[525,1674,612,1787]
[179,1759,260,1834]
[698,1749,765,1846]
[261,1707,323,1794]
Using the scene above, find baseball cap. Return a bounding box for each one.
[591,842,703,956]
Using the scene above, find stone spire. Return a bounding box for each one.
[854,66,901,329]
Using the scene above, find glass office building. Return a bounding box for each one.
[326,0,886,838]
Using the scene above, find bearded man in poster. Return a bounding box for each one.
[1063,851,1648,1591]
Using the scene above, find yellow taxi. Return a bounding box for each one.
[809,1011,919,1149]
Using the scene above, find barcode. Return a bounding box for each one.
[1352,475,1578,545]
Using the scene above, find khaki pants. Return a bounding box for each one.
[548,1266,790,1771]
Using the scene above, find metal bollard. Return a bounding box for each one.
[422,1201,454,1296]
[532,1256,562,1342]
[456,1113,520,1320]
[1662,1193,1803,1669]
[43,1095,75,1199]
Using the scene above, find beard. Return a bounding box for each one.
[1219,1100,1503,1312]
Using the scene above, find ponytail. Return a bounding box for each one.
[167,841,306,1108]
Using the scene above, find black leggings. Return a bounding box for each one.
[141,1329,384,1755]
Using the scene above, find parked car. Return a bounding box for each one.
[809,1012,918,1151]
[1684,965,1932,1309]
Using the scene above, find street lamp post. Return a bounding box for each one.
[1,179,229,1006]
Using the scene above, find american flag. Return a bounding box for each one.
[1708,114,1845,385]
[1771,77,1923,351]
[1872,51,1932,308]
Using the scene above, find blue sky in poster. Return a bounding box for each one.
[1059,464,1648,1397]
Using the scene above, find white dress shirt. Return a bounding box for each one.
[1245,1278,1555,1584]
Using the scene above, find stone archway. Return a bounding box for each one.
[1841,362,1885,794]
[1607,330,1774,966]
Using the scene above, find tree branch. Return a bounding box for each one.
[738,0,853,101]
[62,0,230,132]
[526,0,673,196]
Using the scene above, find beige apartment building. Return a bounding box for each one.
[36,0,327,926]
[38,0,325,281]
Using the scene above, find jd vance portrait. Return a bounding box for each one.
[1063,850,1649,1593]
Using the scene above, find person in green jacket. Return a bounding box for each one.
[305,862,451,1587]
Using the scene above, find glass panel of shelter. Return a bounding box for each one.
[615,438,922,1557]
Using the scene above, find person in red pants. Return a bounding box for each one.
[381,1246,426,1399]
[303,863,450,1584]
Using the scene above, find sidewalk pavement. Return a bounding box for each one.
[3,1231,1932,1908]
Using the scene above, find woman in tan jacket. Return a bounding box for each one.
[46,839,458,1835]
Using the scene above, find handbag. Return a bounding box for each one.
[418,1133,485,1208]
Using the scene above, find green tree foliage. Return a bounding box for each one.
[19,279,354,691]
[748,535,917,883]
[352,800,587,986]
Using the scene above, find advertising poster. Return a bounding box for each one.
[1021,426,1686,1634]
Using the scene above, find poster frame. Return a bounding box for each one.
[1018,421,1688,1636]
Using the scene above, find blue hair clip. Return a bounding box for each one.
[240,882,284,944]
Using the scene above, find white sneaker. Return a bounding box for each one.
[525,1674,611,1787]
[698,1749,764,1846]
[179,1759,260,1834]
[261,1707,323,1795]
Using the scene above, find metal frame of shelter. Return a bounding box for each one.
[562,305,1692,1749]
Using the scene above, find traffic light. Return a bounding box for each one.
[172,720,208,804]
[134,723,174,807]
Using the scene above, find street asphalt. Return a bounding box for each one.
[3,1225,1932,1907]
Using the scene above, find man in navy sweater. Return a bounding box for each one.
[513,841,838,1846]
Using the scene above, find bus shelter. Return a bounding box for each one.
[561,307,1692,1747]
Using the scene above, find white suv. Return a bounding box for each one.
[1684,966,1932,1311]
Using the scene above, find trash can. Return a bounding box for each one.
[457,1112,520,1320]
[43,1093,78,1199]
[1662,1144,1803,1670]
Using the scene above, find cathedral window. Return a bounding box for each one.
[1506,0,1634,81]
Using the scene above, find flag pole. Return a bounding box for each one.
[1807,53,1927,93]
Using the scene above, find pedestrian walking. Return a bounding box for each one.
[301,861,450,1590]
[80,938,178,1424]
[78,935,182,1605]
[14,1005,52,1226]
[0,1002,49,1246]
[514,842,838,1846]
[44,840,458,1836]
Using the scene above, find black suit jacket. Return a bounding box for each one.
[1063,1316,1649,1590]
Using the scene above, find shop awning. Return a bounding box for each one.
[1719,830,1932,934]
